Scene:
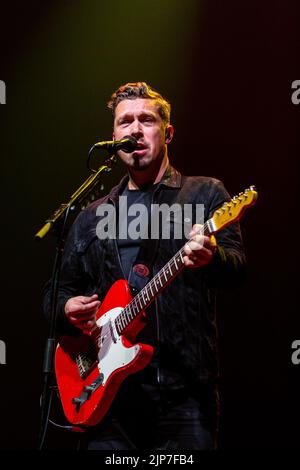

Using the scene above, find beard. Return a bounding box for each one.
[131,154,151,170]
[129,148,165,172]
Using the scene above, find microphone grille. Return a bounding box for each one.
[122,135,138,153]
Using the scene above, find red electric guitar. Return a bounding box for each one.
[55,186,257,428]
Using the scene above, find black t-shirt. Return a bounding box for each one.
[117,184,157,281]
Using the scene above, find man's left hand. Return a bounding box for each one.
[183,224,217,268]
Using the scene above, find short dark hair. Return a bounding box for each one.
[108,82,171,125]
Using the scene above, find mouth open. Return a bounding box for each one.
[136,142,147,150]
[132,142,148,155]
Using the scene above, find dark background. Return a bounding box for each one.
[0,0,299,449]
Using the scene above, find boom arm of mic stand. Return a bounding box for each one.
[37,151,117,448]
[35,154,117,240]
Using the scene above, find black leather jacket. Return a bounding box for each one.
[43,165,246,387]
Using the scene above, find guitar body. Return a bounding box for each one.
[55,279,154,427]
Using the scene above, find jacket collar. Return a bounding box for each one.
[159,164,182,188]
[108,164,182,203]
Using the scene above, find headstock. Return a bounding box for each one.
[211,186,258,232]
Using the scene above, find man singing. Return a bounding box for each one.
[43,82,246,450]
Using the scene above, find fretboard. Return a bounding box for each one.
[114,219,213,335]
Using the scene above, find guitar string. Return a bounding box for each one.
[120,220,210,321]
[75,194,251,373]
[89,220,211,352]
[82,197,245,360]
[125,196,249,324]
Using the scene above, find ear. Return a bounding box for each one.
[165,125,174,144]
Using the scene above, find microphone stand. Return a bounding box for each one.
[36,150,117,450]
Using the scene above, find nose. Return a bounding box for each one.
[130,119,143,139]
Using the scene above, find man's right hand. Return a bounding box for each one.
[64,294,101,331]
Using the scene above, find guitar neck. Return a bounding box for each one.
[114,220,212,335]
[114,185,257,335]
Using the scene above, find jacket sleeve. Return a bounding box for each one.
[202,179,247,287]
[42,212,89,335]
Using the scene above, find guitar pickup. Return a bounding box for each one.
[72,373,104,412]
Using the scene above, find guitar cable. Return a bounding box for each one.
[40,386,76,432]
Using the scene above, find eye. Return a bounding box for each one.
[120,119,130,125]
[143,116,154,123]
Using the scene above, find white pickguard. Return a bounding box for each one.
[96,307,140,385]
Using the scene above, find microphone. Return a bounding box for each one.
[93,135,138,153]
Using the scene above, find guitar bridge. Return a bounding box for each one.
[72,373,104,412]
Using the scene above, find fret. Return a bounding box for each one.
[125,307,131,322]
[116,316,122,333]
[137,295,143,311]
[132,297,138,313]
[127,306,133,320]
[163,268,168,282]
[131,299,137,315]
[149,282,154,297]
[133,302,139,316]
[120,313,126,329]
[141,290,146,306]
[120,314,126,330]
[168,261,173,276]
[179,250,184,263]
[123,308,128,321]
[136,298,141,314]
[174,256,178,270]
[130,306,135,319]
[144,288,150,303]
